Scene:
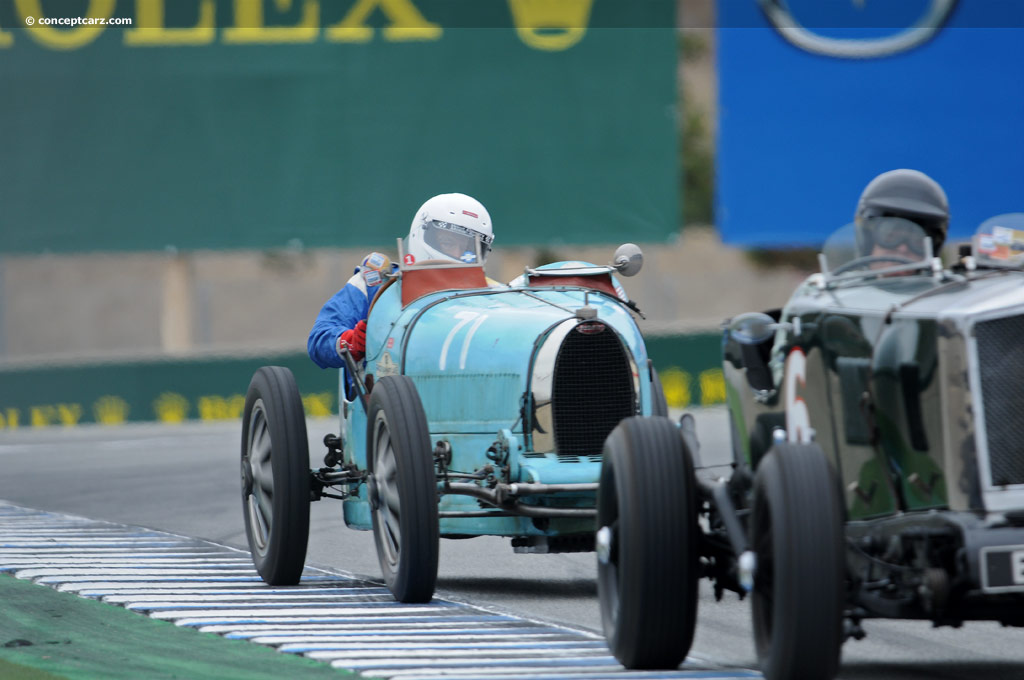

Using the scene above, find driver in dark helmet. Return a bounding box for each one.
[855,168,950,261]
[770,169,951,385]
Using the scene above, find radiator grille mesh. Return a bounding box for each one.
[976,314,1024,486]
[551,325,635,459]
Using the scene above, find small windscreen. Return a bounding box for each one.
[973,213,1024,269]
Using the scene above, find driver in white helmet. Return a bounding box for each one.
[403,193,494,266]
[308,193,494,370]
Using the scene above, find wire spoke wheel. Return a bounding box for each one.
[240,366,311,585]
[244,404,274,551]
[367,375,439,603]
[372,421,402,568]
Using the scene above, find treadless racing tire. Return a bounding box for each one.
[367,375,439,603]
[241,366,311,585]
[750,442,844,680]
[597,416,699,669]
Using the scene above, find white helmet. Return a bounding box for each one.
[405,193,494,265]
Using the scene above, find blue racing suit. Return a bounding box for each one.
[307,264,397,369]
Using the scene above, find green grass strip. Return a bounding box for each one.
[0,574,355,679]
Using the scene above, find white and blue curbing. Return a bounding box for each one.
[0,501,759,679]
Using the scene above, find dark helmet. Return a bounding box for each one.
[855,169,950,255]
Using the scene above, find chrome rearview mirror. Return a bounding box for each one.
[612,243,643,277]
[728,312,778,345]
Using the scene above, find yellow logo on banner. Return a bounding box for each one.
[660,368,692,409]
[1,0,593,50]
[0,389,336,427]
[507,0,593,51]
[325,0,441,43]
[0,409,21,429]
[28,403,83,427]
[656,367,727,409]
[94,395,130,424]
[198,394,246,420]
[302,392,334,417]
[3,0,445,48]
[699,368,726,406]
[154,392,190,423]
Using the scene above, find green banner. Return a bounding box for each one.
[0,353,339,428]
[0,333,721,430]
[645,332,724,409]
[0,0,677,254]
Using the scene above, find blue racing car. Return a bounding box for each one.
[240,242,665,602]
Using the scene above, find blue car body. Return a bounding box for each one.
[338,259,658,544]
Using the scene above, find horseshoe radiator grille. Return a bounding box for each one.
[552,325,635,460]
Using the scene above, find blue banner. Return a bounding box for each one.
[717,1,1024,246]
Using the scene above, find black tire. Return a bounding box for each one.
[750,442,845,680]
[367,375,439,603]
[240,366,311,585]
[597,416,699,669]
[650,364,669,417]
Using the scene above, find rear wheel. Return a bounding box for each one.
[367,375,439,603]
[597,416,699,669]
[750,442,845,680]
[241,366,311,585]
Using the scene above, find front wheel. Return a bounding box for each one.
[750,442,845,680]
[597,416,699,669]
[367,375,439,603]
[240,366,311,585]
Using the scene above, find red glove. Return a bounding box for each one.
[338,320,367,361]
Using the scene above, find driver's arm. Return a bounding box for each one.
[307,273,371,369]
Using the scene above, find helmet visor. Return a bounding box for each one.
[423,220,492,262]
[864,216,927,257]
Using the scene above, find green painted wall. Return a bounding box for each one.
[0,332,722,429]
[0,0,677,254]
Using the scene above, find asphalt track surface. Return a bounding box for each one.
[2,408,1024,679]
